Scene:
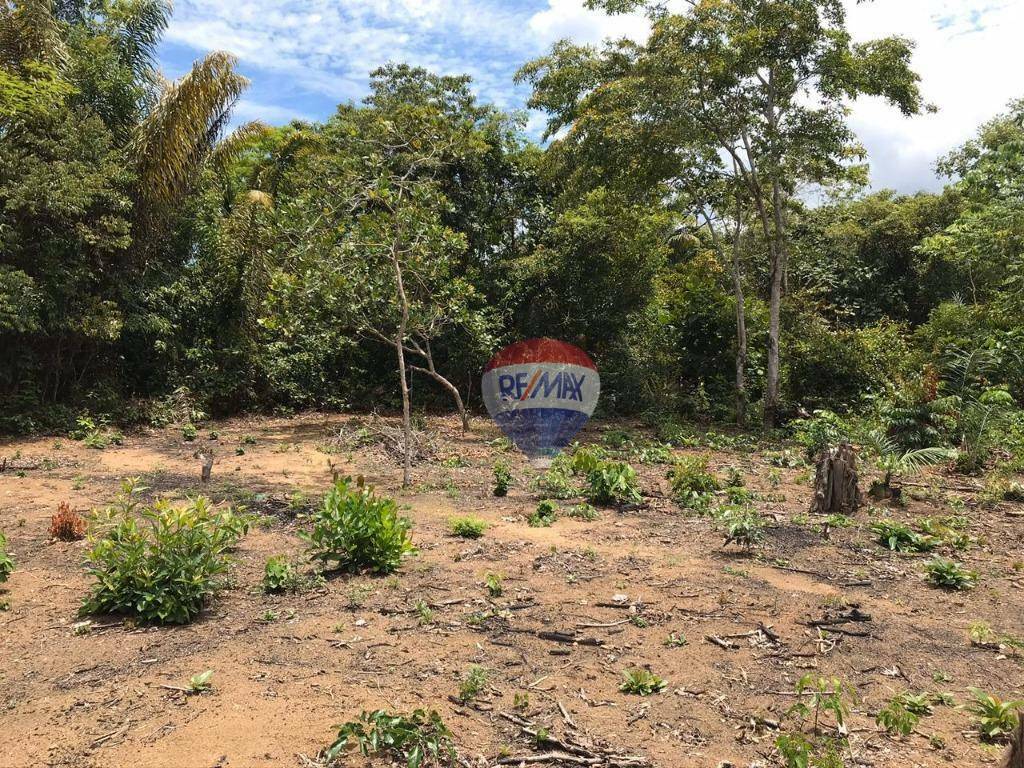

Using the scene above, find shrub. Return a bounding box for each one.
[870,520,938,552]
[458,665,488,702]
[492,460,512,497]
[0,532,13,583]
[718,506,765,549]
[964,688,1023,742]
[567,502,599,521]
[586,460,641,505]
[50,502,86,541]
[570,445,606,474]
[302,478,414,575]
[448,516,486,539]
[668,455,720,508]
[924,558,977,590]
[262,555,303,593]
[619,668,666,695]
[528,500,558,528]
[532,457,580,499]
[81,482,247,624]
[326,709,456,767]
[792,410,853,461]
[484,572,502,597]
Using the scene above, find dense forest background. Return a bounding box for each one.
[2,0,1023,470]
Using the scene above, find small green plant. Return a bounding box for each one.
[870,520,938,552]
[189,670,214,693]
[532,456,579,499]
[484,572,503,597]
[415,599,434,625]
[182,423,198,441]
[528,500,559,527]
[325,709,456,767]
[664,632,688,647]
[718,506,765,549]
[302,478,414,575]
[775,732,813,768]
[0,532,14,583]
[262,555,302,593]
[964,688,1023,742]
[788,675,851,734]
[447,516,487,539]
[924,558,977,590]
[586,460,641,505]
[513,692,529,711]
[81,481,247,624]
[566,502,598,520]
[492,460,512,497]
[876,698,919,737]
[241,434,257,445]
[668,455,720,508]
[458,665,488,703]
[619,668,666,696]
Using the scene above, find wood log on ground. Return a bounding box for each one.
[810,443,860,515]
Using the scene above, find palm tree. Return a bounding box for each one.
[866,429,957,499]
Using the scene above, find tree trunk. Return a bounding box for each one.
[395,338,412,489]
[810,443,860,515]
[391,247,412,488]
[730,189,748,426]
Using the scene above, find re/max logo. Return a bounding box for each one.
[498,370,586,402]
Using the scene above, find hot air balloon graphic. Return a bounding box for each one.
[482,338,600,464]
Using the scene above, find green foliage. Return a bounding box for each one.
[81,481,246,624]
[447,516,487,539]
[189,670,214,693]
[326,709,456,767]
[492,460,512,497]
[668,455,720,509]
[302,478,414,575]
[788,676,852,734]
[923,558,977,590]
[182,423,198,441]
[964,689,1023,742]
[261,555,309,594]
[458,665,488,703]
[567,502,599,521]
[870,520,938,553]
[792,411,853,461]
[585,460,641,505]
[618,668,666,696]
[717,506,765,550]
[532,456,580,500]
[484,572,502,597]
[0,532,13,583]
[528,500,559,528]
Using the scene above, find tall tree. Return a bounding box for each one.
[520,0,928,425]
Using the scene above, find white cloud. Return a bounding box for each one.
[843,0,1024,191]
[231,98,314,125]
[161,0,1022,193]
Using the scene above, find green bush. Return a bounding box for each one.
[492,460,512,497]
[870,520,938,552]
[586,460,641,505]
[529,500,559,527]
[262,555,303,593]
[448,516,486,539]
[302,478,414,574]
[0,532,13,583]
[81,481,247,624]
[923,557,977,590]
[326,709,456,767]
[668,455,720,511]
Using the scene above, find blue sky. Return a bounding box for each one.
[158,0,1023,193]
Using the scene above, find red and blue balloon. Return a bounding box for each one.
[482,338,600,459]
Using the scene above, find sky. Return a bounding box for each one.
[157,0,1024,194]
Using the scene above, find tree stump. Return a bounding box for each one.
[810,443,860,515]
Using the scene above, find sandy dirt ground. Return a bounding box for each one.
[1,413,1022,768]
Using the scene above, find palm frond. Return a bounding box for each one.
[131,50,249,220]
[0,0,68,70]
[897,446,957,474]
[106,0,170,84]
[209,120,271,175]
